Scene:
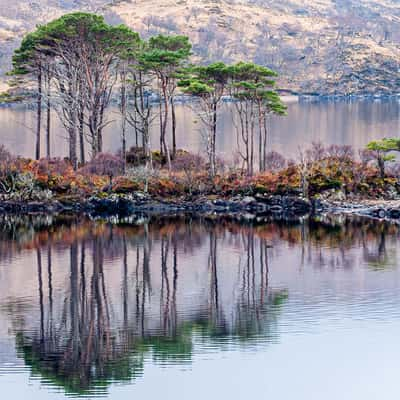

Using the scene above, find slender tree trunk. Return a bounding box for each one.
[120,69,127,173]
[69,125,77,170]
[211,101,218,177]
[258,104,263,172]
[263,115,268,171]
[133,92,140,147]
[250,105,254,176]
[67,74,78,169]
[159,99,163,154]
[378,156,385,178]
[69,100,78,170]
[78,79,85,165]
[46,70,51,158]
[79,108,85,165]
[244,103,250,175]
[161,82,171,170]
[36,68,42,160]
[97,106,104,153]
[171,96,176,158]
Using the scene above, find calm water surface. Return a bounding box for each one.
[0,98,399,160]
[0,214,400,399]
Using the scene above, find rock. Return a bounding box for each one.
[318,189,346,202]
[377,209,386,219]
[133,191,150,201]
[0,193,313,218]
[386,186,400,200]
[241,213,256,220]
[270,205,283,213]
[86,196,135,216]
[388,209,400,219]
[240,196,256,205]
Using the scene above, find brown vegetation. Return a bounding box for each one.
[0,142,399,202]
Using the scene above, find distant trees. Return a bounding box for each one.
[12,30,48,160]
[11,11,286,177]
[229,62,286,175]
[141,34,191,162]
[180,61,286,176]
[365,138,400,178]
[12,13,141,169]
[179,62,231,177]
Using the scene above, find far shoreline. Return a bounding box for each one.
[1,91,400,109]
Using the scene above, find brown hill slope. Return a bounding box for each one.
[0,0,399,95]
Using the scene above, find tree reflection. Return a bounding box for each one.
[17,237,145,395]
[2,213,398,395]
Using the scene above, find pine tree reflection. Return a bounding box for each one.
[6,214,397,395]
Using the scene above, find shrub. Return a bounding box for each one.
[36,158,72,177]
[170,151,208,195]
[80,153,124,184]
[0,146,18,193]
[112,176,141,193]
[126,147,148,166]
[265,151,286,172]
[306,141,326,163]
[171,150,205,172]
[326,144,354,162]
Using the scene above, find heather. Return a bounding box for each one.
[0,142,399,204]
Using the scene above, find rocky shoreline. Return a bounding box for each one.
[0,194,311,218]
[315,198,400,220]
[1,193,400,221]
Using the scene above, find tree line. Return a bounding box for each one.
[11,12,286,176]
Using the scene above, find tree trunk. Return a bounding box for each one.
[120,70,127,173]
[46,70,51,158]
[36,68,42,160]
[258,104,263,172]
[69,124,77,170]
[159,99,163,154]
[78,78,85,165]
[211,101,217,177]
[378,156,385,178]
[161,82,171,170]
[79,107,85,165]
[262,115,268,171]
[68,99,78,169]
[171,96,176,158]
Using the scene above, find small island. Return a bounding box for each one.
[1,12,399,221]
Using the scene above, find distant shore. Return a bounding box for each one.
[1,90,399,108]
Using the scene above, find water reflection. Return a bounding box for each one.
[0,216,287,395]
[0,214,400,396]
[0,98,399,159]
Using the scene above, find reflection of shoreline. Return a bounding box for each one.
[5,223,286,395]
[0,213,397,262]
[0,214,397,395]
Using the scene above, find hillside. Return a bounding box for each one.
[0,0,399,95]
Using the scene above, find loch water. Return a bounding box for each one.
[0,213,400,399]
[0,97,399,160]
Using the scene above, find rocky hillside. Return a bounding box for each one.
[0,0,399,95]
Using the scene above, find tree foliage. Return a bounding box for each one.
[11,12,287,178]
